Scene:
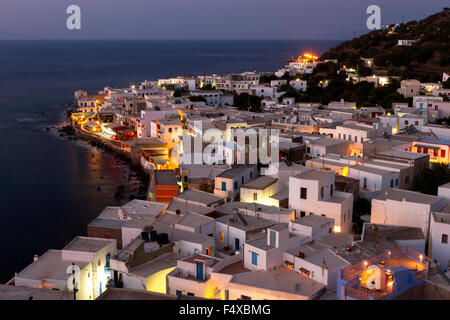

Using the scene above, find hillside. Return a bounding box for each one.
[320,8,450,82]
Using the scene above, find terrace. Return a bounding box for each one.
[339,247,430,300]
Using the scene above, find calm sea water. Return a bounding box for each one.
[0,40,339,282]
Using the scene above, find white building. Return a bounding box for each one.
[289,79,308,92]
[370,189,447,238]
[14,237,117,300]
[214,165,258,201]
[348,164,400,195]
[288,169,354,233]
[430,212,450,271]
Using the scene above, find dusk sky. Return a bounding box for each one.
[0,0,447,40]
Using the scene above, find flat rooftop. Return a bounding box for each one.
[0,285,70,300]
[230,267,325,298]
[216,214,274,232]
[173,189,224,206]
[373,188,443,205]
[432,212,450,225]
[154,170,177,185]
[175,212,215,228]
[17,250,89,282]
[96,287,205,300]
[350,164,393,176]
[63,236,115,253]
[241,176,278,190]
[217,165,256,179]
[363,223,425,241]
[294,169,334,181]
[292,214,334,228]
[374,150,428,160]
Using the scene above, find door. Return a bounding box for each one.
[196,262,203,280]
[235,238,240,250]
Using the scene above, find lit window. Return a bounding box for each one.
[253,193,258,201]
[334,226,341,233]
[220,233,224,243]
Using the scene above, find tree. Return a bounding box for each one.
[413,163,450,195]
[234,93,262,112]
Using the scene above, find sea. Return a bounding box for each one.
[0,39,339,282]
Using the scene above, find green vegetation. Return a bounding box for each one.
[278,62,409,108]
[320,8,450,82]
[413,163,450,195]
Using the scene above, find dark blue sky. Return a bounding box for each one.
[0,0,447,40]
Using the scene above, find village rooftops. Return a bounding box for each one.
[183,254,221,267]
[365,137,410,147]
[154,170,177,185]
[121,199,167,216]
[216,201,292,217]
[373,188,443,205]
[294,169,334,181]
[374,150,428,160]
[350,164,393,175]
[432,212,450,225]
[97,287,205,300]
[241,176,278,190]
[217,165,256,179]
[16,250,89,282]
[362,223,425,242]
[128,252,182,279]
[292,214,334,228]
[286,245,350,270]
[173,189,224,207]
[0,284,71,300]
[165,200,216,217]
[307,137,347,147]
[229,267,325,298]
[175,212,215,229]
[215,214,274,232]
[63,236,116,253]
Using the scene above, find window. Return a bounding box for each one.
[434,149,438,157]
[300,187,307,199]
[363,177,367,189]
[354,136,357,142]
[220,232,224,243]
[184,176,188,182]
[320,187,324,199]
[300,211,306,217]
[443,234,448,244]
[395,179,399,186]
[269,230,276,247]
[253,193,258,201]
[405,120,409,125]
[242,176,244,184]
[330,184,334,197]
[221,181,226,191]
[415,121,419,126]
[390,180,394,188]
[251,252,258,265]
[343,134,346,140]
[234,181,238,190]
[442,150,446,158]
[176,290,182,296]
[348,135,352,141]
[250,172,253,179]
[417,147,422,153]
